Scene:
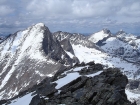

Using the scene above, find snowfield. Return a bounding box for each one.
[125,89,140,103]
[72,44,139,79]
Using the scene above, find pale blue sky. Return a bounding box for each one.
[0,0,140,34]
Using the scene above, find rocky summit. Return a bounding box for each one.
[1,62,136,105]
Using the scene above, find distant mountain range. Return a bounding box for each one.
[0,23,140,105]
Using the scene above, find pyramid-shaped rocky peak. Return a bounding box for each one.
[102,28,111,34]
[116,29,126,35]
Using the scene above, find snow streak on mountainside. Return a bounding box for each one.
[0,23,75,100]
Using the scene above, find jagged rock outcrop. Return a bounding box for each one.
[44,67,132,105]
[53,31,95,48]
[2,62,135,105]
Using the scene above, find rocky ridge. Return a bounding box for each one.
[1,62,136,105]
[53,31,96,48]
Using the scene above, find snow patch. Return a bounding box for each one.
[65,50,74,58]
[54,72,80,89]
[54,66,103,89]
[72,44,139,79]
[125,89,140,103]
[86,71,103,77]
[6,93,34,105]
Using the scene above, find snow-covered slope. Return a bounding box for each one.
[0,23,76,100]
[72,44,140,79]
[6,93,35,105]
[101,37,134,56]
[89,29,111,43]
[125,89,140,103]
[97,32,140,64]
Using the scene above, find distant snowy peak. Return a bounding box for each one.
[89,29,111,43]
[117,33,137,43]
[102,28,111,34]
[116,30,126,35]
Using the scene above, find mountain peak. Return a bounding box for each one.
[27,23,47,31]
[0,23,75,100]
[116,30,126,35]
[102,28,111,34]
[34,23,45,27]
[89,29,111,43]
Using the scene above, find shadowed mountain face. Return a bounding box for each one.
[0,23,78,100]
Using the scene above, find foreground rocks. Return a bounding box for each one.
[1,62,136,105]
[44,69,132,105]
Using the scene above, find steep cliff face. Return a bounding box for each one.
[0,23,75,100]
[1,62,135,105]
